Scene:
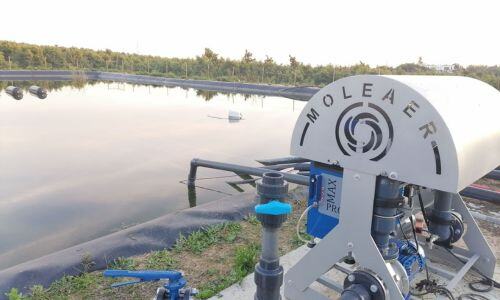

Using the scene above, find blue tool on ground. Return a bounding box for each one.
[103,269,196,300]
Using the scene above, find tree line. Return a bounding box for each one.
[0,41,499,90]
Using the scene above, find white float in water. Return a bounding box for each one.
[228,110,243,120]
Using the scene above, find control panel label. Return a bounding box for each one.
[318,173,342,218]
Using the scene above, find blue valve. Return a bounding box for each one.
[255,200,292,215]
[103,269,193,300]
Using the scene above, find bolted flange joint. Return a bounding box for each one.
[342,270,386,300]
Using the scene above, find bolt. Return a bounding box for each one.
[454,229,461,235]
[389,172,398,179]
[311,178,316,183]
[333,160,339,165]
[354,174,360,180]
[348,274,356,282]
[347,242,354,249]
[370,285,378,293]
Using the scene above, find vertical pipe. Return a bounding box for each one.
[254,172,289,300]
[371,177,402,259]
[429,191,454,243]
[261,228,279,262]
[187,159,199,187]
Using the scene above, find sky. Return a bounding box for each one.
[1,0,498,67]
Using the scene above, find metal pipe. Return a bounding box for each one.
[187,158,309,187]
[371,177,402,260]
[187,159,499,205]
[428,191,455,243]
[256,156,309,166]
[263,162,310,171]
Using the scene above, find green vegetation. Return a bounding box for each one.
[5,288,24,300]
[1,40,499,90]
[196,243,260,299]
[5,197,308,300]
[174,223,242,254]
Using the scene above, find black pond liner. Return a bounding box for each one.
[0,193,256,297]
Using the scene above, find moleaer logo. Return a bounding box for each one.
[335,102,393,161]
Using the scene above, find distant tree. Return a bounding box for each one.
[264,55,274,65]
[201,48,219,78]
[0,40,498,91]
[202,48,219,63]
[289,55,299,69]
[242,50,255,63]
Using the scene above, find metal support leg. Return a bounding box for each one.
[451,194,496,277]
[284,169,405,300]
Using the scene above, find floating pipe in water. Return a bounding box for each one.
[188,158,309,187]
[5,86,23,100]
[28,85,47,99]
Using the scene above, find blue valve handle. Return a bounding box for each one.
[255,200,292,215]
[104,269,187,299]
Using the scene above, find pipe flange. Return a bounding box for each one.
[343,269,386,300]
[431,211,464,246]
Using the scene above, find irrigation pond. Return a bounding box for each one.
[0,82,306,269]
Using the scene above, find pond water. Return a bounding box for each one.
[0,82,306,269]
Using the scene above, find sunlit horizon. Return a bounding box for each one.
[1,0,498,67]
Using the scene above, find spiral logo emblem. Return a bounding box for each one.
[335,102,393,161]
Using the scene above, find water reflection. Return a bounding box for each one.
[0,82,305,269]
[1,80,270,103]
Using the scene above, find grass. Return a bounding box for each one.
[174,223,242,254]
[6,192,308,300]
[196,243,260,299]
[144,250,176,269]
[109,257,138,270]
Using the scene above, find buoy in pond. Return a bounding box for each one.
[228,110,242,120]
[29,86,48,99]
[5,86,23,100]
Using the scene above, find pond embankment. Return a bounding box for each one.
[0,70,319,101]
[0,192,258,297]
